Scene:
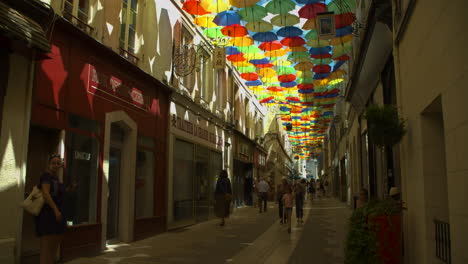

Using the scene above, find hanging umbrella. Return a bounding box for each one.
[336,26,353,37]
[296,0,322,3]
[204,27,224,38]
[277,26,303,38]
[287,51,310,60]
[295,61,314,71]
[265,49,288,57]
[333,54,350,61]
[252,32,278,42]
[250,58,270,65]
[259,41,283,51]
[258,68,277,78]
[182,0,211,15]
[237,66,257,73]
[230,36,254,46]
[330,34,353,46]
[200,0,230,12]
[229,0,261,8]
[307,39,330,48]
[302,19,317,30]
[244,52,265,60]
[246,80,263,86]
[245,20,273,32]
[241,72,259,81]
[298,3,327,19]
[312,58,333,65]
[310,53,332,59]
[227,54,246,62]
[278,74,296,83]
[213,11,241,26]
[281,37,306,47]
[238,5,268,22]
[237,45,262,54]
[327,0,357,15]
[287,46,308,52]
[335,12,355,28]
[309,46,332,55]
[277,66,295,75]
[296,70,314,79]
[313,65,331,73]
[272,59,292,66]
[194,15,218,28]
[221,24,248,37]
[271,14,300,27]
[265,0,296,14]
[304,30,318,40]
[225,46,240,55]
[232,61,253,67]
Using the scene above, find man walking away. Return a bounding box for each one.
[257,177,270,213]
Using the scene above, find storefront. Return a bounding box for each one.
[168,98,225,228]
[23,21,170,260]
[233,132,254,207]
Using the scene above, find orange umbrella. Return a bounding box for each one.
[229,0,261,8]
[259,41,283,51]
[221,24,248,37]
[183,0,210,15]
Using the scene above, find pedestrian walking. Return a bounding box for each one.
[257,177,270,213]
[252,178,259,208]
[36,155,67,264]
[282,186,294,233]
[308,179,315,202]
[215,170,232,226]
[277,177,289,223]
[295,179,306,223]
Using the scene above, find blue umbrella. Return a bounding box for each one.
[252,32,278,42]
[213,11,240,26]
[225,46,241,55]
[336,26,353,37]
[280,81,298,88]
[309,46,332,55]
[277,26,303,38]
[296,0,322,4]
[246,80,263,86]
[250,58,270,65]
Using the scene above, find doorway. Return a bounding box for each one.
[106,123,125,242]
[195,146,210,222]
[21,126,61,263]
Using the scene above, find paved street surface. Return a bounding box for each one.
[66,198,350,264]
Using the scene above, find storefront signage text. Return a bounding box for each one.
[87,64,153,111]
[171,114,222,148]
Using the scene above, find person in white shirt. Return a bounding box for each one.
[257,177,270,213]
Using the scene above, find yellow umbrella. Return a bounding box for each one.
[232,61,253,67]
[258,68,277,78]
[271,14,300,27]
[307,39,330,48]
[244,52,265,60]
[296,70,314,79]
[194,15,218,28]
[245,20,273,32]
[330,35,353,45]
[229,0,260,8]
[287,46,308,52]
[201,0,230,12]
[262,76,279,83]
[230,36,254,46]
[264,49,288,57]
[272,59,292,66]
[249,86,264,93]
[302,19,317,30]
[295,62,314,71]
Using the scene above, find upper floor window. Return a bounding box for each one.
[120,0,138,56]
[63,0,91,32]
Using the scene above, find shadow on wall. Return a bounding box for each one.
[156,7,173,80]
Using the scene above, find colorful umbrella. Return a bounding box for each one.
[240,72,259,81]
[252,32,278,42]
[245,20,273,32]
[259,41,283,51]
[182,0,210,15]
[221,24,248,37]
[265,0,296,14]
[295,61,314,71]
[200,0,230,12]
[213,11,241,26]
[194,15,218,28]
[265,49,288,57]
[277,26,303,38]
[238,5,268,22]
[302,19,317,30]
[230,36,254,46]
[271,14,300,27]
[281,37,306,47]
[298,3,327,19]
[204,27,224,38]
[229,0,261,8]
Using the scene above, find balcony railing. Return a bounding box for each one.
[63,8,94,35]
[434,219,451,264]
[119,47,139,65]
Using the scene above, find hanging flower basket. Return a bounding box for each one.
[364,105,406,148]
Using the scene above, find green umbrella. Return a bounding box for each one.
[312,58,333,65]
[297,77,315,84]
[245,20,273,32]
[288,52,311,60]
[204,27,223,38]
[277,66,296,75]
[271,14,300,27]
[265,0,296,14]
[236,66,257,73]
[327,0,357,14]
[238,5,268,22]
[304,30,318,40]
[237,45,262,54]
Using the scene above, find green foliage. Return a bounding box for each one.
[364,105,406,147]
[344,199,401,264]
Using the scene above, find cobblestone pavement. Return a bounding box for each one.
[66,198,350,264]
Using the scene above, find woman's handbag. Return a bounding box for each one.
[21,186,44,216]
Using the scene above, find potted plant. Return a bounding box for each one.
[345,198,402,264]
[364,104,406,148]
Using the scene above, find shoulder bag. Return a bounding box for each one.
[21,186,45,216]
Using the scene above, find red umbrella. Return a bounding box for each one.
[259,41,283,51]
[278,74,296,82]
[333,54,350,61]
[221,24,248,37]
[298,84,314,90]
[310,53,332,59]
[267,86,283,92]
[281,37,305,47]
[227,54,246,62]
[182,0,210,15]
[256,63,274,68]
[313,65,331,73]
[335,12,355,28]
[241,73,259,81]
[298,3,327,19]
[260,96,274,103]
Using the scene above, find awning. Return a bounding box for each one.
[0,1,50,53]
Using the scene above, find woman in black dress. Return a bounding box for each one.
[36,155,67,264]
[214,170,232,226]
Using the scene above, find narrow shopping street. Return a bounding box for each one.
[66,198,349,264]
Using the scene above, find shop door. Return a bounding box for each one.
[106,124,125,242]
[195,146,209,222]
[21,126,60,263]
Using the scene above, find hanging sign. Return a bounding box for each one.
[316,12,336,40]
[213,47,226,69]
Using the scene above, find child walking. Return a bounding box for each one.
[282,186,294,234]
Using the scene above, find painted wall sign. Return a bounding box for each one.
[171,114,223,148]
[87,64,156,112]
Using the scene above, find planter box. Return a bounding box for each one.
[370,214,402,264]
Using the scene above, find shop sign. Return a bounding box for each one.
[74,151,91,161]
[171,114,222,148]
[87,64,154,112]
[213,47,226,69]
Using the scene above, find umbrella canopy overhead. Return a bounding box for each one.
[182,0,357,159]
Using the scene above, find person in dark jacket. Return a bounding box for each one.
[215,170,232,226]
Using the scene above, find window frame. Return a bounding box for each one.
[120,0,138,54]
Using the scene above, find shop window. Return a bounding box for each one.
[69,113,100,134]
[173,139,194,222]
[64,132,99,226]
[120,0,138,63]
[63,0,92,33]
[135,136,155,218]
